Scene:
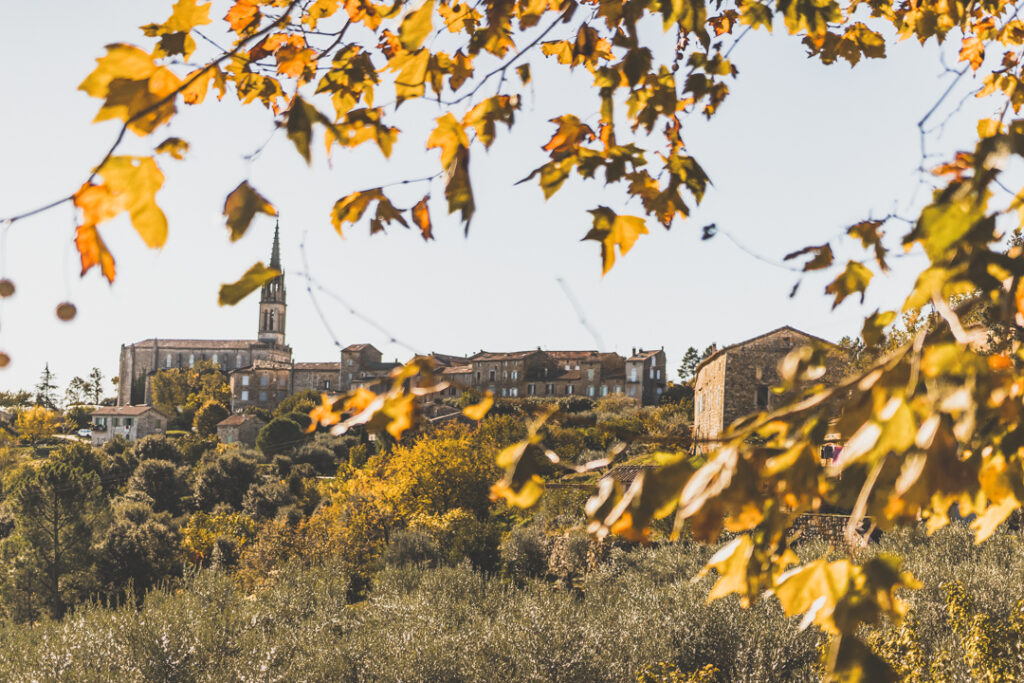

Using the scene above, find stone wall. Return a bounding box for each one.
[693,352,727,450]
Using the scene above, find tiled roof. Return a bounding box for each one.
[694,325,836,376]
[92,405,167,417]
[343,343,376,352]
[128,339,258,350]
[441,365,473,374]
[472,350,541,361]
[293,362,340,371]
[428,352,470,366]
[216,413,264,427]
[548,350,601,359]
[600,465,654,486]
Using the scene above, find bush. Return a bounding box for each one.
[132,434,183,466]
[193,452,259,512]
[256,417,304,457]
[274,390,320,417]
[193,400,229,437]
[500,525,550,581]
[126,459,189,516]
[292,442,335,476]
[382,529,440,567]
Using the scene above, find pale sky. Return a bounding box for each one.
[0,1,999,397]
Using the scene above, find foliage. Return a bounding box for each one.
[0,391,32,408]
[150,360,230,429]
[179,510,257,566]
[0,461,105,619]
[193,399,229,436]
[126,459,189,516]
[193,451,259,512]
[63,376,90,407]
[132,434,184,466]
[14,406,58,446]
[64,404,92,431]
[677,347,702,384]
[274,390,320,417]
[256,416,304,456]
[95,498,182,600]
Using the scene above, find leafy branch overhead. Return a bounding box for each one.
[17,0,1024,677]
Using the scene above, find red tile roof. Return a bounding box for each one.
[92,405,168,417]
[216,414,265,427]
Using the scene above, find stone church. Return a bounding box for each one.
[116,224,346,412]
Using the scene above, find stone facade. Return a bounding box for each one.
[216,413,265,446]
[625,348,667,404]
[90,405,169,446]
[693,326,838,452]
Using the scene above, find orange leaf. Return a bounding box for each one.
[226,0,260,34]
[74,224,116,283]
[959,36,985,71]
[412,195,433,240]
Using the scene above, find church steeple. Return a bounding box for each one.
[258,220,287,346]
[269,219,281,270]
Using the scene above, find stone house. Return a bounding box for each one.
[90,405,169,446]
[216,413,266,446]
[692,326,838,453]
[625,349,667,405]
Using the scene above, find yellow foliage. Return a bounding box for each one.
[15,407,59,446]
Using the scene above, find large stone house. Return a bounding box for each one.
[90,405,169,446]
[216,413,265,446]
[693,326,838,452]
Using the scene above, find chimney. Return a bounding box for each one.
[632,347,637,356]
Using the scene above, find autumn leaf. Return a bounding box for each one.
[387,49,430,101]
[400,0,435,50]
[74,224,117,283]
[584,207,649,274]
[219,262,280,305]
[97,156,168,248]
[462,390,493,420]
[225,0,261,34]
[181,66,226,104]
[155,137,190,159]
[331,189,384,236]
[286,97,316,163]
[783,243,833,271]
[427,113,470,167]
[825,260,873,308]
[412,195,433,240]
[223,181,277,241]
[959,36,985,71]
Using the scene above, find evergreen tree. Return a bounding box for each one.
[87,367,105,404]
[1,461,104,619]
[33,363,58,410]
[677,347,701,384]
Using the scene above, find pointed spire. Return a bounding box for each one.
[270,219,281,270]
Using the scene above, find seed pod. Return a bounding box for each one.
[56,302,77,321]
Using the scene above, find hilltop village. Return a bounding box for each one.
[106,226,705,445]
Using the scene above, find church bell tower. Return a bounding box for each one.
[258,221,286,346]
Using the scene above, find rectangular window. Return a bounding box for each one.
[260,391,267,402]
[501,387,507,397]
[189,354,195,367]
[325,380,331,390]
[587,386,595,397]
[696,395,702,415]
[600,385,608,396]
[650,367,655,379]
[212,353,218,365]
[511,370,518,380]
[510,387,518,397]
[489,369,496,381]
[261,375,269,386]
[630,369,638,382]
[528,384,535,395]
[587,369,594,380]
[242,390,249,401]
[165,354,172,368]
[567,385,575,395]
[124,418,133,427]
[545,383,553,395]
[756,386,769,410]
[656,369,661,380]
[242,375,250,386]
[652,356,657,367]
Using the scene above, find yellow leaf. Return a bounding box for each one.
[218,262,280,306]
[490,476,545,507]
[959,36,985,71]
[700,535,754,602]
[584,207,648,274]
[155,137,190,159]
[182,67,226,105]
[387,49,430,101]
[331,189,384,236]
[79,44,156,99]
[225,0,261,34]
[772,559,854,632]
[462,391,493,420]
[412,195,433,240]
[141,0,212,35]
[97,156,168,248]
[400,0,435,51]
[427,112,470,168]
[223,181,277,241]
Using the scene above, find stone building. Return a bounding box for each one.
[216,413,265,446]
[90,405,169,446]
[625,348,667,404]
[692,326,837,452]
